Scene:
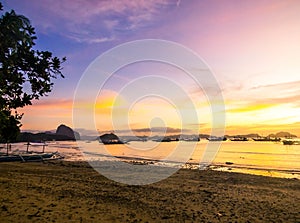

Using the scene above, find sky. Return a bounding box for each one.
[2,0,300,136]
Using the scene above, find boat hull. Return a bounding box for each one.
[0,152,59,162]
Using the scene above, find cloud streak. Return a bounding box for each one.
[14,0,177,44]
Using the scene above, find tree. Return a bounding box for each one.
[0,2,66,144]
[0,110,21,154]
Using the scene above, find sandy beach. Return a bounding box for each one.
[0,160,299,222]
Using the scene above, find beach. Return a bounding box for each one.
[0,160,299,222]
[2,1,300,222]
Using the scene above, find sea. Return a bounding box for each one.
[2,140,300,179]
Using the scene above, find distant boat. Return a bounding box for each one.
[183,137,200,142]
[252,137,281,142]
[283,140,294,145]
[207,137,227,141]
[153,137,179,142]
[283,140,300,145]
[230,137,248,141]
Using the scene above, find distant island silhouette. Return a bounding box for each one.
[17,124,80,142]
[98,133,124,144]
[16,125,297,143]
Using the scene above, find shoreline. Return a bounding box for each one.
[82,152,300,180]
[1,140,300,180]
[1,148,300,180]
[0,160,299,222]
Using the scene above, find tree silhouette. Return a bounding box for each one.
[0,2,66,144]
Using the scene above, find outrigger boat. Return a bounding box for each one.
[0,152,63,162]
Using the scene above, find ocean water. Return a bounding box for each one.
[2,140,300,179]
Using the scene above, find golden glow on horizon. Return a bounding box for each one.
[128,97,182,130]
[18,89,300,136]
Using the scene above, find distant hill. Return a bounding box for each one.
[226,132,297,139]
[268,132,297,138]
[226,133,260,138]
[16,132,76,142]
[17,124,80,142]
[148,134,210,141]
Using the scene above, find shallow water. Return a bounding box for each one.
[2,140,300,179]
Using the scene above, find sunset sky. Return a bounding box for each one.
[3,0,300,136]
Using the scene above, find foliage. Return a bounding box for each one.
[0,110,21,143]
[0,2,66,143]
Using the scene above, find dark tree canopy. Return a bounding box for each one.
[0,2,66,143]
[0,110,21,143]
[0,5,66,110]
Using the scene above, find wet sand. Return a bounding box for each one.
[0,161,299,222]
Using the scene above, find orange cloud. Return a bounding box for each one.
[227,103,276,113]
[18,98,74,131]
